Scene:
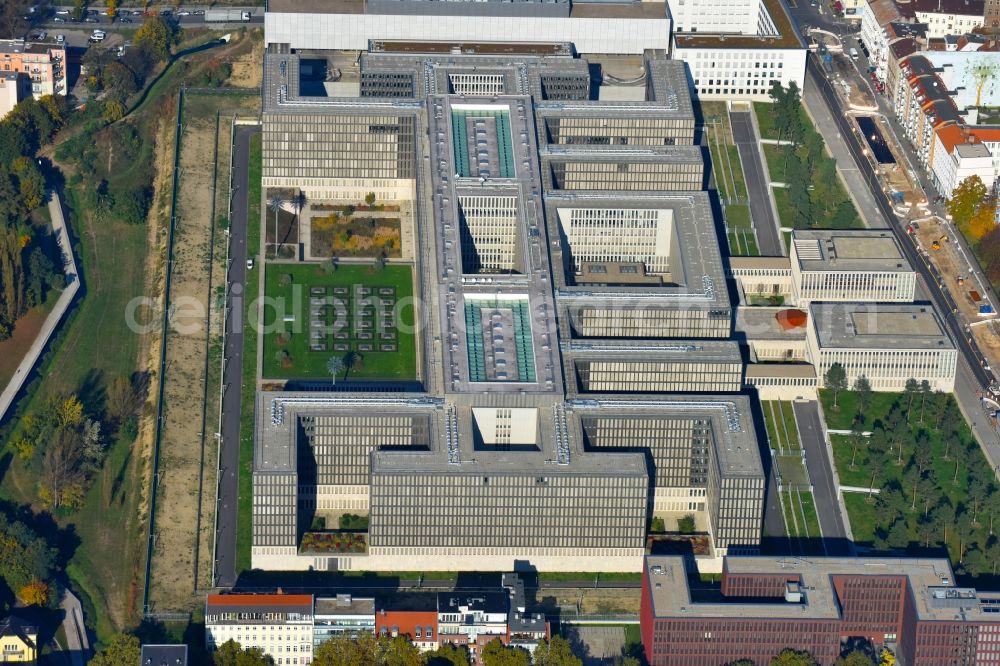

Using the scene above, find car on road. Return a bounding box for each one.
[86,8,98,14]
[131,9,142,15]
[246,258,255,270]
[52,16,65,22]
[118,16,132,22]
[55,9,69,14]
[84,17,98,22]
[177,10,191,15]
[194,9,205,14]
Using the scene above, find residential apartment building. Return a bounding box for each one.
[861,0,903,82]
[437,593,509,662]
[641,555,1000,666]
[0,617,36,663]
[902,0,985,38]
[894,55,964,168]
[0,72,19,119]
[790,230,917,304]
[930,123,997,196]
[0,40,66,100]
[205,594,315,666]
[313,595,375,645]
[806,302,958,391]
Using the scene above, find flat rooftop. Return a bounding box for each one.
[672,0,803,50]
[267,0,667,18]
[810,303,954,350]
[315,596,375,616]
[562,339,742,365]
[735,306,809,340]
[572,394,763,478]
[370,40,573,56]
[792,229,912,273]
[644,555,993,623]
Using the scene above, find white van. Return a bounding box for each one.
[850,47,859,59]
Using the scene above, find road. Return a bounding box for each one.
[806,57,992,387]
[730,110,784,256]
[214,125,257,588]
[41,5,264,30]
[794,401,852,555]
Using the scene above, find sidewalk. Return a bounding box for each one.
[0,191,81,424]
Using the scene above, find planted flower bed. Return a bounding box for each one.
[300,531,368,554]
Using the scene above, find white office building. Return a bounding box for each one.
[790,230,917,304]
[806,302,957,392]
[555,207,673,275]
[671,0,806,101]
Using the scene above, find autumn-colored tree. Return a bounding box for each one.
[17,579,48,606]
[134,16,175,60]
[103,99,125,123]
[58,395,84,427]
[964,202,996,241]
[948,175,988,229]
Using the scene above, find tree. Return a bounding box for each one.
[212,639,271,666]
[58,395,85,427]
[853,375,872,414]
[887,519,909,550]
[481,639,532,666]
[903,378,919,419]
[106,375,138,424]
[824,363,848,409]
[947,175,988,230]
[678,514,696,533]
[771,649,818,666]
[90,634,141,666]
[879,649,896,666]
[327,356,345,385]
[103,99,125,123]
[365,191,377,207]
[134,16,175,60]
[17,579,49,606]
[106,0,118,16]
[268,195,284,252]
[836,651,876,666]
[426,643,470,666]
[534,636,582,666]
[313,634,421,666]
[917,516,938,548]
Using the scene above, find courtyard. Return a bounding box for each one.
[262,263,417,381]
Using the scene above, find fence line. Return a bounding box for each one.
[141,86,186,615]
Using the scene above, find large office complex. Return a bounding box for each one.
[252,39,765,572]
[641,555,1000,666]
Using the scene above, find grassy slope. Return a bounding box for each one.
[235,133,262,576]
[260,264,416,380]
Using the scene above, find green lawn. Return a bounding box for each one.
[754,102,809,142]
[763,401,800,452]
[819,389,905,431]
[782,489,821,539]
[762,143,787,183]
[261,263,417,381]
[823,389,995,582]
[704,109,748,203]
[725,204,759,257]
[771,186,795,229]
[235,132,262,576]
[799,491,821,537]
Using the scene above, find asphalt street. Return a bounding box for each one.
[214,125,257,588]
[730,110,784,256]
[794,401,852,556]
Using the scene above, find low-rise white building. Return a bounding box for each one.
[206,594,315,666]
[903,0,985,38]
[807,302,957,392]
[0,71,20,119]
[790,230,917,304]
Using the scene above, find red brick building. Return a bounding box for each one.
[641,556,1000,666]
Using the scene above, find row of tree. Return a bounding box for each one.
[946,175,1000,290]
[768,81,857,229]
[0,95,69,341]
[90,634,587,666]
[727,647,894,666]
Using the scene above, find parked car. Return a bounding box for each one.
[194,9,205,14]
[246,258,255,270]
[118,16,132,23]
[84,17,98,22]
[177,10,190,16]
[55,9,69,14]
[55,34,64,44]
[131,9,142,15]
[52,16,65,21]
